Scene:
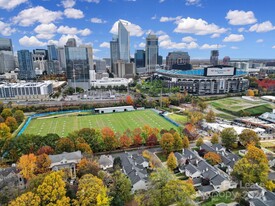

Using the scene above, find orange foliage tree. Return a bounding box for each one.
[125,95,134,105]
[5,116,18,132]
[35,154,51,174]
[204,152,222,165]
[146,134,158,146]
[101,127,118,151]
[119,134,132,148]
[160,133,175,154]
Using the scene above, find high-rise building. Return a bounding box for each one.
[110,36,119,72]
[223,56,230,65]
[94,59,107,73]
[135,50,145,68]
[210,50,219,66]
[114,60,136,78]
[65,47,90,89]
[146,33,158,72]
[66,38,77,47]
[58,47,66,72]
[158,55,163,65]
[0,38,13,52]
[33,49,48,73]
[118,21,130,63]
[81,44,93,71]
[18,50,36,80]
[166,51,191,70]
[0,51,15,74]
[47,45,58,61]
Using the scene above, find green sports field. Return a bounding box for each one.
[23,110,178,136]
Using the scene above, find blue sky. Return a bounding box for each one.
[1,0,275,59]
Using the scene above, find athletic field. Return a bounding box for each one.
[23,110,178,136]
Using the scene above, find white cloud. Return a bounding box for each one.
[185,0,201,6]
[226,10,257,25]
[19,36,47,47]
[13,6,62,26]
[256,39,263,43]
[159,34,199,49]
[160,16,182,22]
[139,42,145,48]
[238,27,245,32]
[151,15,157,20]
[57,25,91,36]
[182,36,196,42]
[48,34,82,47]
[64,8,84,19]
[83,0,100,3]
[223,34,244,42]
[200,44,225,50]
[99,42,110,48]
[90,18,107,23]
[34,23,57,39]
[272,46,275,49]
[110,19,144,37]
[0,21,16,36]
[61,0,75,8]
[211,33,221,38]
[231,46,239,49]
[0,0,27,10]
[249,21,275,32]
[174,17,227,35]
[159,0,165,3]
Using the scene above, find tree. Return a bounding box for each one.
[196,137,204,147]
[101,127,118,151]
[17,153,37,180]
[13,110,25,124]
[167,152,178,171]
[76,174,111,206]
[37,171,70,206]
[35,154,51,174]
[247,89,254,96]
[76,142,93,154]
[173,132,183,151]
[36,146,54,155]
[125,95,134,105]
[161,97,170,107]
[198,101,208,112]
[160,133,175,154]
[233,145,269,184]
[0,123,12,155]
[9,192,41,206]
[205,109,216,123]
[1,108,12,120]
[119,134,132,148]
[221,128,237,148]
[211,133,219,144]
[77,128,104,153]
[239,129,260,146]
[204,152,222,165]
[5,116,18,132]
[182,136,190,148]
[110,170,132,206]
[77,158,100,178]
[146,134,158,146]
[56,138,74,153]
[0,115,4,123]
[133,133,143,146]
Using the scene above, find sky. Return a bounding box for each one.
[1,0,275,59]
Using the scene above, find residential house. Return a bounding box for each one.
[98,155,114,170]
[49,151,82,179]
[247,184,275,206]
[0,166,25,190]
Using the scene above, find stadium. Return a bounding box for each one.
[155,66,249,95]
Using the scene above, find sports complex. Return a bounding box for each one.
[21,108,178,137]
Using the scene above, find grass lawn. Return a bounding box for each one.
[167,113,188,125]
[201,191,237,206]
[23,110,178,136]
[155,152,168,162]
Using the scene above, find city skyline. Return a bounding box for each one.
[1,0,275,59]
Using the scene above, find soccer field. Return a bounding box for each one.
[23,110,178,136]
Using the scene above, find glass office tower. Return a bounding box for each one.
[146,33,158,72]
[18,50,36,80]
[0,38,13,52]
[118,21,130,63]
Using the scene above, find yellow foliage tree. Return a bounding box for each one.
[17,153,37,180]
[37,171,70,206]
[247,89,254,96]
[167,152,178,171]
[182,136,190,149]
[9,192,41,206]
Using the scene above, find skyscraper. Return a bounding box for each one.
[118,21,130,63]
[145,33,158,72]
[18,50,36,80]
[166,51,191,70]
[135,50,145,68]
[210,50,219,66]
[110,36,119,72]
[47,45,58,61]
[0,38,13,52]
[66,38,77,47]
[58,47,66,72]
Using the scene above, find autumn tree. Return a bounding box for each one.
[1,108,12,120]
[182,136,190,148]
[161,97,171,107]
[196,137,204,147]
[211,133,219,144]
[198,101,208,112]
[77,158,100,178]
[13,110,25,124]
[146,134,158,146]
[56,137,74,153]
[36,146,54,155]
[221,127,238,149]
[119,134,132,148]
[76,142,93,154]
[133,128,143,146]
[233,145,269,184]
[204,152,222,165]
[239,129,260,146]
[35,154,51,174]
[17,153,37,180]
[9,192,41,206]
[167,152,178,171]
[101,127,118,151]
[76,174,111,206]
[110,170,132,206]
[205,109,216,123]
[247,89,254,96]
[5,116,18,132]
[37,171,70,206]
[0,123,12,155]
[173,132,183,151]
[125,95,134,105]
[160,133,175,154]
